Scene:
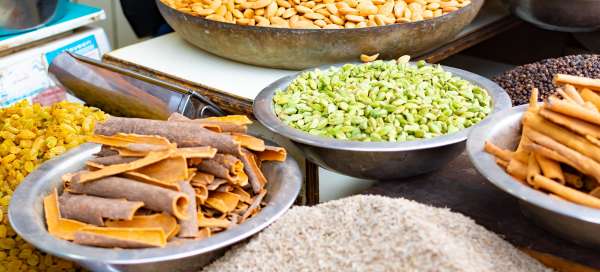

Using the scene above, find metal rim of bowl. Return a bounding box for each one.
[253,62,512,152]
[156,0,480,33]
[466,104,600,224]
[8,142,302,264]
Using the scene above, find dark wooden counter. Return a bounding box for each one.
[363,152,600,271]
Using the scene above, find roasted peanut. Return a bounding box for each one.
[163,0,468,29]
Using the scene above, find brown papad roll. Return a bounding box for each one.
[59,193,144,226]
[89,155,138,166]
[168,112,248,133]
[95,116,241,155]
[177,181,199,238]
[238,148,268,194]
[69,176,189,220]
[74,227,166,248]
[197,154,243,181]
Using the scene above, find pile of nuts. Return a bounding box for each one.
[162,0,471,29]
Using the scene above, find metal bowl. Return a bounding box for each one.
[507,0,600,32]
[254,62,512,180]
[467,105,600,249]
[156,0,483,70]
[9,143,302,272]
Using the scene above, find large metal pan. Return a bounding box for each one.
[157,0,483,70]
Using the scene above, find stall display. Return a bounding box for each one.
[43,115,285,248]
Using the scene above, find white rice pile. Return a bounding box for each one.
[203,195,551,272]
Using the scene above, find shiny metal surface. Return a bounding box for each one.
[467,105,600,249]
[0,0,68,36]
[508,0,600,32]
[156,0,483,70]
[254,62,511,180]
[49,52,225,119]
[9,143,302,272]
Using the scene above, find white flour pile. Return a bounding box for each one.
[203,195,550,272]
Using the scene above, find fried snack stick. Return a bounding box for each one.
[197,154,244,182]
[44,189,90,240]
[167,112,248,133]
[59,193,144,226]
[74,227,166,248]
[532,175,600,209]
[526,129,600,182]
[526,153,541,185]
[545,96,600,126]
[484,141,513,161]
[564,173,584,189]
[496,159,509,169]
[69,176,190,220]
[563,84,585,105]
[580,88,600,111]
[105,213,179,240]
[177,181,199,238]
[535,154,564,184]
[506,159,527,182]
[523,112,600,163]
[538,109,600,138]
[95,116,241,155]
[556,88,577,104]
[239,149,268,194]
[554,74,600,91]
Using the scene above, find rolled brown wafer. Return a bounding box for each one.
[95,116,241,155]
[89,155,138,166]
[59,193,144,226]
[74,227,166,248]
[177,181,199,238]
[197,154,243,182]
[167,112,247,133]
[69,176,189,220]
[239,148,268,194]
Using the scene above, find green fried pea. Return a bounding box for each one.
[273,61,491,142]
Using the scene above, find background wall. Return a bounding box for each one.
[74,0,144,49]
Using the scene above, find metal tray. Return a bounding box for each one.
[157,0,483,70]
[254,61,511,180]
[9,143,302,272]
[467,105,600,250]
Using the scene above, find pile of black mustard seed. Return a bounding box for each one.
[494,55,600,105]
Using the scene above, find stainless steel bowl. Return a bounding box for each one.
[9,143,302,272]
[467,105,600,249]
[254,62,512,180]
[507,0,600,32]
[156,0,483,70]
[0,0,68,36]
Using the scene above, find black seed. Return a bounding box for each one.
[493,55,600,105]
